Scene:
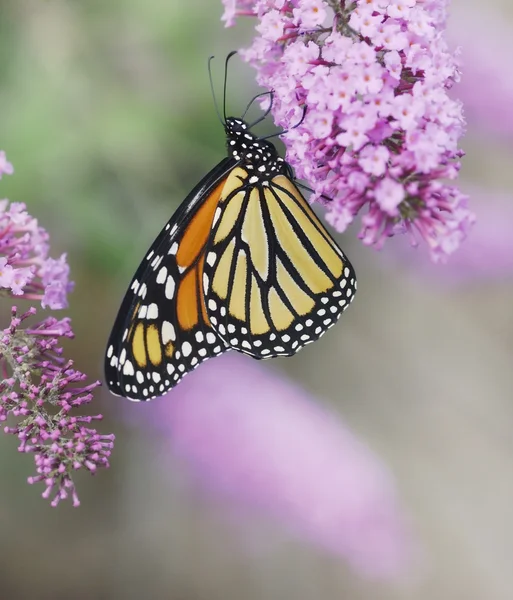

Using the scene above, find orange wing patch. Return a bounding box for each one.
[176,268,200,330]
[173,179,231,331]
[176,179,226,270]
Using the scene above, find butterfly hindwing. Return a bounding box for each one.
[105,159,236,400]
[203,173,357,359]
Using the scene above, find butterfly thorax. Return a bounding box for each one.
[225,117,287,181]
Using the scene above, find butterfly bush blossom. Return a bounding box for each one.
[0,156,114,506]
[222,0,474,262]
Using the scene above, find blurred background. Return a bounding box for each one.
[1,0,512,598]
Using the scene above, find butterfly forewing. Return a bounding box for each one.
[106,109,357,400]
[105,159,235,400]
[203,173,357,359]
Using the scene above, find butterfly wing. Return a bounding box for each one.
[105,158,236,400]
[203,173,356,358]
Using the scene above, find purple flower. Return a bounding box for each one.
[222,0,474,262]
[0,151,14,178]
[222,0,255,26]
[0,194,73,309]
[0,153,114,506]
[0,257,34,295]
[40,254,74,309]
[129,354,413,578]
[0,308,114,507]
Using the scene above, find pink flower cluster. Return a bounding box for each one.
[0,196,73,309]
[0,152,114,506]
[1,309,114,506]
[222,0,474,261]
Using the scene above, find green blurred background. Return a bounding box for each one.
[1,0,513,598]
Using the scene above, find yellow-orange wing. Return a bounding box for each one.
[104,159,235,400]
[203,172,356,358]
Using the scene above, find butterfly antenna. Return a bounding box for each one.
[258,105,308,141]
[223,51,237,122]
[208,55,224,126]
[242,91,272,120]
[246,91,275,128]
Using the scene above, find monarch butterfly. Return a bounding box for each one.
[105,53,356,401]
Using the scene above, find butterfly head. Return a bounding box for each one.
[225,117,285,178]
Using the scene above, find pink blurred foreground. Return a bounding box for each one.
[390,187,513,281]
[127,354,413,578]
[448,8,513,141]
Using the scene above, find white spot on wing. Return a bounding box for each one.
[165,276,175,299]
[123,360,134,376]
[156,266,168,284]
[162,321,176,343]
[147,303,159,319]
